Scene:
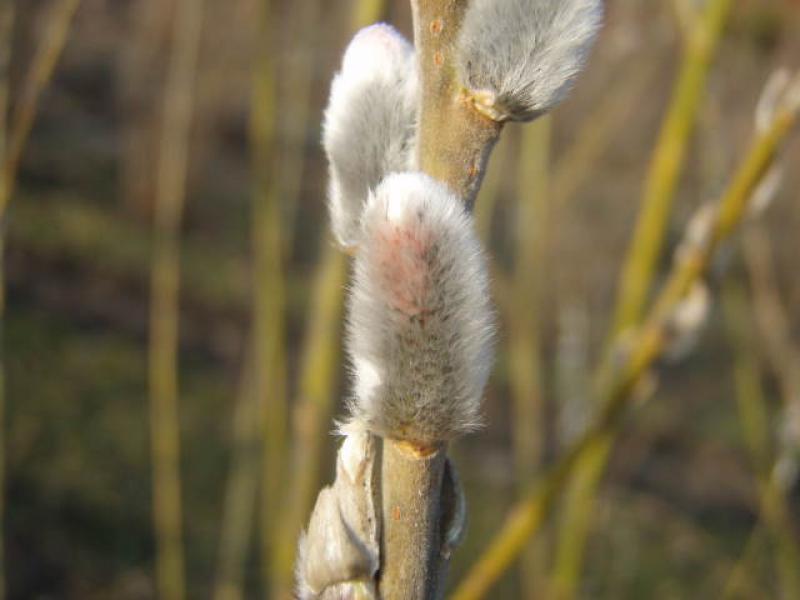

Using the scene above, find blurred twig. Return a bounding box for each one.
[549,57,658,208]
[508,117,551,596]
[474,131,511,245]
[551,3,732,596]
[476,42,646,244]
[0,2,13,207]
[216,8,332,587]
[0,5,12,597]
[148,0,205,598]
[352,0,385,28]
[271,245,347,600]
[721,525,771,600]
[118,0,174,217]
[277,0,320,254]
[214,358,259,600]
[0,2,81,598]
[743,227,800,412]
[9,199,252,313]
[249,2,289,594]
[451,96,799,600]
[555,303,592,449]
[612,0,731,333]
[721,281,800,600]
[0,0,81,213]
[725,225,800,599]
[216,2,296,591]
[252,2,380,596]
[0,0,82,217]
[670,0,699,41]
[269,2,383,597]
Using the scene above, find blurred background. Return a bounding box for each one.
[3,0,800,598]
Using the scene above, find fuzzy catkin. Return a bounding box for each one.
[456,0,603,122]
[346,173,494,447]
[323,24,418,249]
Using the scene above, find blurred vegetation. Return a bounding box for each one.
[3,0,800,598]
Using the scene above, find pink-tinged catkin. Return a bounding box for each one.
[346,173,495,447]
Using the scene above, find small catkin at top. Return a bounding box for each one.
[456,0,603,122]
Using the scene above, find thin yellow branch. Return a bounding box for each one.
[551,3,733,595]
[269,3,384,597]
[276,0,320,255]
[270,246,348,600]
[550,58,659,207]
[612,0,732,334]
[248,2,290,592]
[722,282,800,600]
[743,228,800,405]
[473,131,511,243]
[213,359,259,600]
[451,101,798,600]
[149,0,205,598]
[0,0,81,216]
[508,118,551,596]
[352,0,385,30]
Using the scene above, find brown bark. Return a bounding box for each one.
[379,440,448,599]
[411,0,502,209]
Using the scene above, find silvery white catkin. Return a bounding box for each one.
[346,172,494,447]
[456,0,603,122]
[323,24,418,250]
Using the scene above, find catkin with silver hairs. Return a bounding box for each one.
[456,0,603,122]
[323,24,418,250]
[346,172,495,447]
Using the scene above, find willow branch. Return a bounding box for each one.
[722,282,800,600]
[508,118,551,596]
[248,0,290,590]
[271,247,347,600]
[213,357,260,600]
[611,0,732,333]
[551,3,732,595]
[452,100,799,600]
[300,1,600,596]
[343,2,502,596]
[412,0,502,208]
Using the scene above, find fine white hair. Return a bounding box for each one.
[323,24,418,249]
[456,0,603,122]
[346,173,495,446]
